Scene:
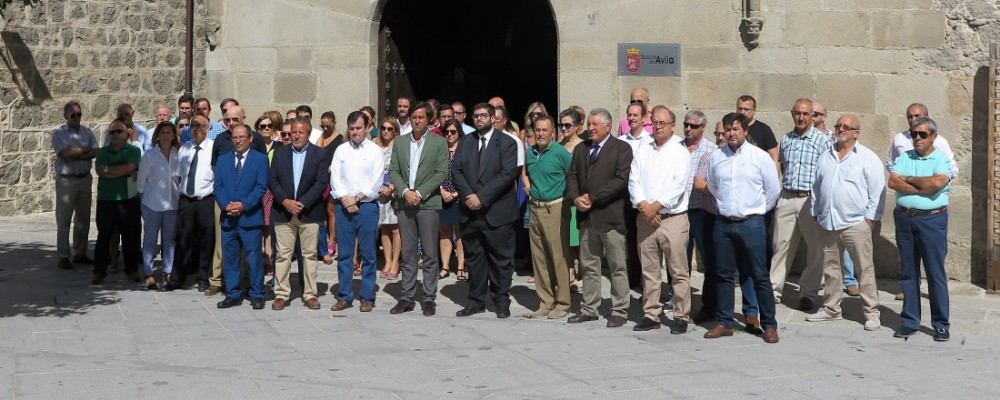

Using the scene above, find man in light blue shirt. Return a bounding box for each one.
[805,114,885,331]
[704,113,781,344]
[887,117,952,342]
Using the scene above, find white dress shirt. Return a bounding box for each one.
[886,130,958,177]
[629,138,691,214]
[330,139,385,202]
[503,130,525,167]
[811,143,886,231]
[618,129,652,155]
[176,139,215,198]
[398,119,413,136]
[137,147,180,212]
[707,142,781,218]
[307,128,324,145]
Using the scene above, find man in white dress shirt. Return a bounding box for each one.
[806,114,885,330]
[165,115,216,291]
[620,102,652,154]
[704,112,781,344]
[629,106,691,333]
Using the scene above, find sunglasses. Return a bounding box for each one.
[321,124,334,130]
[280,131,292,137]
[683,122,704,129]
[529,112,544,119]
[834,123,858,131]
[444,129,460,135]
[68,112,82,119]
[380,126,396,131]
[911,130,932,139]
[259,123,272,130]
[629,99,644,105]
[108,129,125,135]
[558,123,576,130]
[177,124,189,129]
[223,117,240,123]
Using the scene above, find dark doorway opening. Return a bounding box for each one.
[378,0,558,127]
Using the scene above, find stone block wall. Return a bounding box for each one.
[0,0,215,216]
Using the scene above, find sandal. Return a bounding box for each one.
[386,270,398,280]
[353,262,362,277]
[457,269,467,281]
[144,275,157,290]
[439,268,451,279]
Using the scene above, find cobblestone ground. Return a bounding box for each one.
[2,213,999,399]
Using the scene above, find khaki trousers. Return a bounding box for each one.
[55,175,92,259]
[273,215,320,301]
[528,199,571,313]
[636,213,691,321]
[578,221,629,318]
[769,192,824,302]
[818,222,880,317]
[211,203,223,286]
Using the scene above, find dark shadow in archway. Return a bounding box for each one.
[972,65,990,286]
[379,0,558,124]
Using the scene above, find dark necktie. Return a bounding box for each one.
[589,143,601,163]
[478,135,487,165]
[186,145,200,196]
[235,153,244,181]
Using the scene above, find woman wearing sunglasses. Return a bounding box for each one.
[257,111,285,277]
[437,119,466,281]
[374,117,402,279]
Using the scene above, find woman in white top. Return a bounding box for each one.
[136,122,181,289]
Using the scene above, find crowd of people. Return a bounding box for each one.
[51,88,957,343]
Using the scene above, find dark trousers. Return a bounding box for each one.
[221,226,265,300]
[691,210,760,316]
[335,202,378,302]
[93,198,141,276]
[625,206,642,288]
[714,216,777,329]
[895,209,950,331]
[398,207,441,303]
[173,195,216,285]
[462,216,515,310]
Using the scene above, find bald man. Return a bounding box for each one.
[617,87,653,136]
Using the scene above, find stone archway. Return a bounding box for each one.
[371,0,559,121]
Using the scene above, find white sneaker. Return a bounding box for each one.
[864,315,881,331]
[805,309,843,322]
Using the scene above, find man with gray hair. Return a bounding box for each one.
[565,108,634,328]
[52,101,100,270]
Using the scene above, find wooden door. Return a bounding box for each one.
[377,26,414,122]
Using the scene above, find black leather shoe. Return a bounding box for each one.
[58,258,73,270]
[390,300,415,315]
[421,301,436,316]
[933,328,950,342]
[496,307,511,319]
[567,313,599,324]
[162,281,183,292]
[670,319,689,334]
[456,306,485,317]
[217,297,242,309]
[633,317,661,331]
[197,281,209,292]
[72,254,94,264]
[894,326,919,338]
[250,298,265,310]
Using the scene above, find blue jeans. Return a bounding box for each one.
[842,250,857,286]
[690,210,759,317]
[335,202,379,302]
[895,209,950,331]
[318,220,330,258]
[140,205,177,276]
[714,216,776,329]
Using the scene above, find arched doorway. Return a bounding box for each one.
[376,0,558,125]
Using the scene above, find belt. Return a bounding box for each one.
[658,210,688,218]
[783,189,811,198]
[724,214,759,222]
[58,173,90,178]
[896,206,947,217]
[180,194,214,201]
[529,197,563,206]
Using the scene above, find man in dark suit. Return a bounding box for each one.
[214,124,269,309]
[268,118,330,311]
[388,102,450,316]
[452,102,520,318]
[565,108,634,328]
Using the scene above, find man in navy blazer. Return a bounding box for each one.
[214,124,269,309]
[451,102,520,318]
[268,118,330,311]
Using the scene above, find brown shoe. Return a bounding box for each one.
[304,297,321,310]
[745,315,763,333]
[894,292,905,300]
[762,328,780,343]
[567,313,598,324]
[421,301,436,316]
[606,315,627,328]
[703,324,734,339]
[330,300,353,311]
[845,285,860,297]
[359,300,374,312]
[272,298,287,311]
[204,286,222,296]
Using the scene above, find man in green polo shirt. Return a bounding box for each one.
[92,118,143,284]
[887,116,952,342]
[523,115,573,319]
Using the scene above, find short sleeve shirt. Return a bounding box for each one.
[52,125,99,175]
[95,144,141,201]
[526,144,572,201]
[747,120,778,151]
[892,149,952,210]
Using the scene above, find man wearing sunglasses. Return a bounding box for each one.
[452,101,476,134]
[887,117,953,342]
[52,101,100,270]
[210,105,266,167]
[617,87,652,137]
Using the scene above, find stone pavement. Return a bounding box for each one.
[2,213,1000,400]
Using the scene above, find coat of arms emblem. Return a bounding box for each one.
[626,47,641,72]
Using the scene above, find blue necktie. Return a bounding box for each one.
[235,153,244,182]
[589,143,601,163]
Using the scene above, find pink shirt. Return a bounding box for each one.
[617,115,653,136]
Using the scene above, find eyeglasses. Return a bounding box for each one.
[629,99,644,105]
[177,124,189,129]
[558,123,577,130]
[683,122,704,129]
[791,111,811,117]
[813,112,825,117]
[652,121,674,128]
[259,123,272,130]
[911,130,932,139]
[223,117,240,123]
[380,126,396,131]
[108,129,125,135]
[529,112,544,119]
[834,123,858,131]
[444,129,460,135]
[68,112,82,119]
[473,113,491,119]
[299,114,312,119]
[714,131,727,136]
[321,124,333,130]
[281,131,292,137]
